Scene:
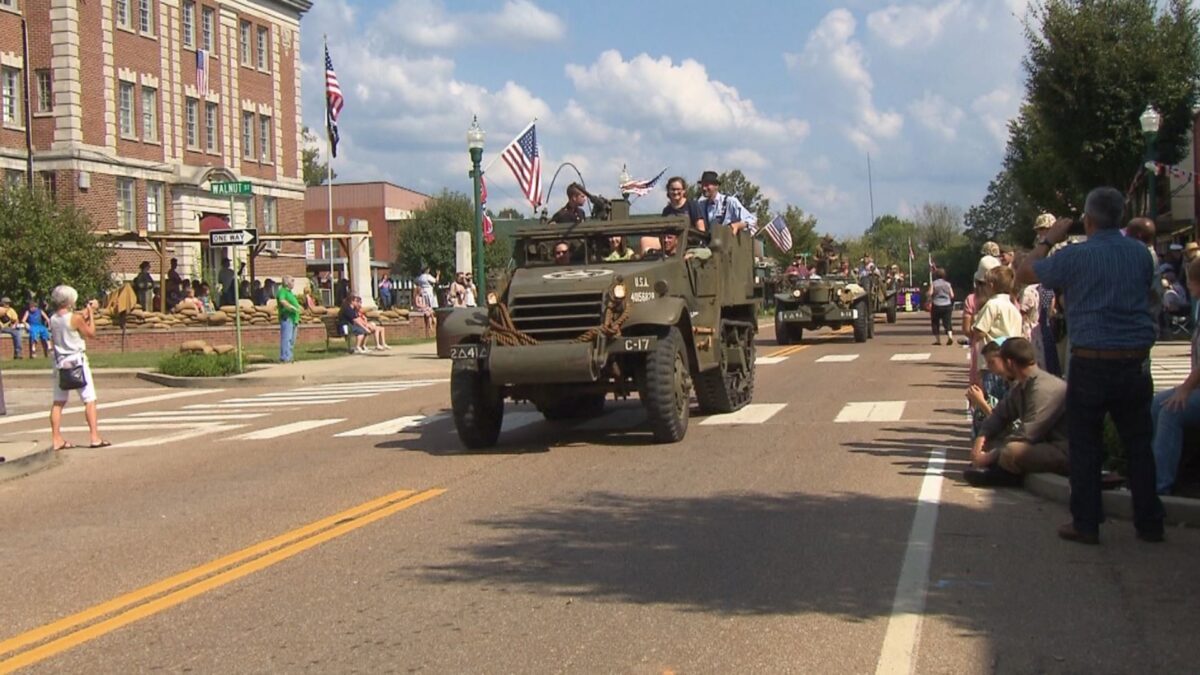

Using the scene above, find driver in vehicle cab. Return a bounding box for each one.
[553,240,572,265]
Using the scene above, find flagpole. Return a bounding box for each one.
[324,35,335,306]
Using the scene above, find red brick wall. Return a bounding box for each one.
[0,8,27,153]
[112,21,166,164]
[26,1,54,152]
[78,0,106,147]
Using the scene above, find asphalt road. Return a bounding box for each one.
[1,312,1197,674]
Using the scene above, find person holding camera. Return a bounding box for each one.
[1018,187,1163,545]
[48,285,108,451]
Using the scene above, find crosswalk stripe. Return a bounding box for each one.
[221,396,357,404]
[183,400,345,409]
[891,353,931,362]
[816,354,859,363]
[120,424,246,448]
[835,401,907,423]
[756,356,788,365]
[335,413,448,437]
[235,418,346,440]
[251,392,379,400]
[0,390,217,427]
[291,380,447,393]
[56,423,188,432]
[129,412,269,420]
[700,403,787,425]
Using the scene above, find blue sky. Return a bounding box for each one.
[300,0,1031,235]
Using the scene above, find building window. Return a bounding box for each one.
[256,26,270,71]
[146,181,163,232]
[182,1,194,48]
[263,196,279,250]
[242,111,254,160]
[258,115,271,163]
[185,97,198,149]
[3,170,23,190]
[239,21,252,66]
[117,178,135,231]
[201,6,214,53]
[141,86,158,142]
[118,81,135,138]
[36,171,56,200]
[35,70,52,113]
[205,102,218,151]
[138,0,154,34]
[0,0,15,9]
[1,67,21,126]
[115,0,131,29]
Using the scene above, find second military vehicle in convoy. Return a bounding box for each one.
[773,272,878,344]
[439,199,760,448]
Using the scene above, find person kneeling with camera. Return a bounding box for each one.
[965,337,1069,487]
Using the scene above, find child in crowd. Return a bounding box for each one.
[21,299,50,358]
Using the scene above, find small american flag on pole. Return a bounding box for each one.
[500,123,542,208]
[325,44,344,158]
[620,168,667,197]
[196,49,209,96]
[764,214,793,253]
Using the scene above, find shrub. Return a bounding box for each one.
[158,352,241,377]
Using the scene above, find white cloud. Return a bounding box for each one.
[972,86,1020,148]
[866,0,963,49]
[376,0,564,49]
[566,50,810,142]
[907,92,966,140]
[789,9,902,152]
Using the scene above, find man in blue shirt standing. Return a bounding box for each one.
[697,171,756,235]
[1017,186,1165,545]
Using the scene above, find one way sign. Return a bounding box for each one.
[208,228,258,246]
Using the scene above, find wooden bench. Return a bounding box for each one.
[321,316,354,353]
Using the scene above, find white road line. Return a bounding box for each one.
[756,356,788,365]
[0,390,218,427]
[816,354,859,363]
[835,401,907,423]
[875,448,946,675]
[56,423,191,432]
[129,411,269,420]
[891,353,931,362]
[183,400,345,409]
[335,413,448,437]
[119,424,245,448]
[699,403,787,425]
[291,380,447,393]
[235,418,345,440]
[221,396,358,404]
[250,392,379,400]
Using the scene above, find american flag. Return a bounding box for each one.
[325,45,344,158]
[908,237,915,261]
[196,49,208,96]
[481,175,494,244]
[620,168,667,197]
[500,124,542,208]
[764,214,793,253]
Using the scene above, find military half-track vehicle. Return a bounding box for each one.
[438,200,760,448]
[773,273,879,344]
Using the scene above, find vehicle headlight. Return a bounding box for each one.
[486,292,499,306]
[612,284,627,299]
[792,289,802,298]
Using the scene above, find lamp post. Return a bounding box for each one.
[1140,105,1161,219]
[467,116,486,300]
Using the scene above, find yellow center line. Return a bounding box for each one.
[0,488,445,673]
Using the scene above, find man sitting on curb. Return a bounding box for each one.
[965,337,1069,487]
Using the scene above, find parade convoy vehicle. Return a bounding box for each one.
[773,273,880,345]
[873,275,900,324]
[438,199,759,448]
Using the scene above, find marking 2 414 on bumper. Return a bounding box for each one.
[778,310,809,321]
[450,344,490,360]
[611,336,657,352]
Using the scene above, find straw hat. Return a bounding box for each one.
[1033,213,1056,230]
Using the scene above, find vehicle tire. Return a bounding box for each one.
[886,296,898,324]
[695,321,756,415]
[450,361,504,449]
[775,310,793,345]
[794,327,804,343]
[641,327,691,443]
[852,301,869,343]
[538,394,605,420]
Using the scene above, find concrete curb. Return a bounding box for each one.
[1025,473,1200,527]
[0,441,55,482]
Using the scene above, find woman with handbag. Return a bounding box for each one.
[49,285,108,451]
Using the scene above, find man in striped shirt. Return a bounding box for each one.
[1017,186,1164,545]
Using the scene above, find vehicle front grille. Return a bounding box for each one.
[509,292,605,341]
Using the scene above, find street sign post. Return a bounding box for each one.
[208,228,258,247]
[209,181,253,196]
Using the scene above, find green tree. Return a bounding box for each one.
[963,166,1037,247]
[1016,0,1200,215]
[764,205,819,266]
[302,126,337,187]
[394,190,511,280]
[862,214,918,267]
[0,186,113,301]
[912,201,965,253]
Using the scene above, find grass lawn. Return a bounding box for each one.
[0,337,434,371]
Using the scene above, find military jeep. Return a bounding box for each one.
[872,273,900,324]
[438,200,759,448]
[773,273,877,344]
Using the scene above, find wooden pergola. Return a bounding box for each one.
[97,230,357,313]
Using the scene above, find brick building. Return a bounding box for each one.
[303,181,430,277]
[0,0,311,283]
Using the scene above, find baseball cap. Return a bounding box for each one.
[1033,213,1056,230]
[974,255,1001,282]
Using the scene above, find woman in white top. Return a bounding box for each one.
[49,285,108,450]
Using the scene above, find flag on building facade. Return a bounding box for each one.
[620,168,667,197]
[500,123,542,208]
[324,44,344,158]
[765,214,793,253]
[196,49,209,96]
[481,175,495,244]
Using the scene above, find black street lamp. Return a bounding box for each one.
[467,116,486,299]
[1140,105,1161,219]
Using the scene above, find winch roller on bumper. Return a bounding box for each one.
[488,343,600,384]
